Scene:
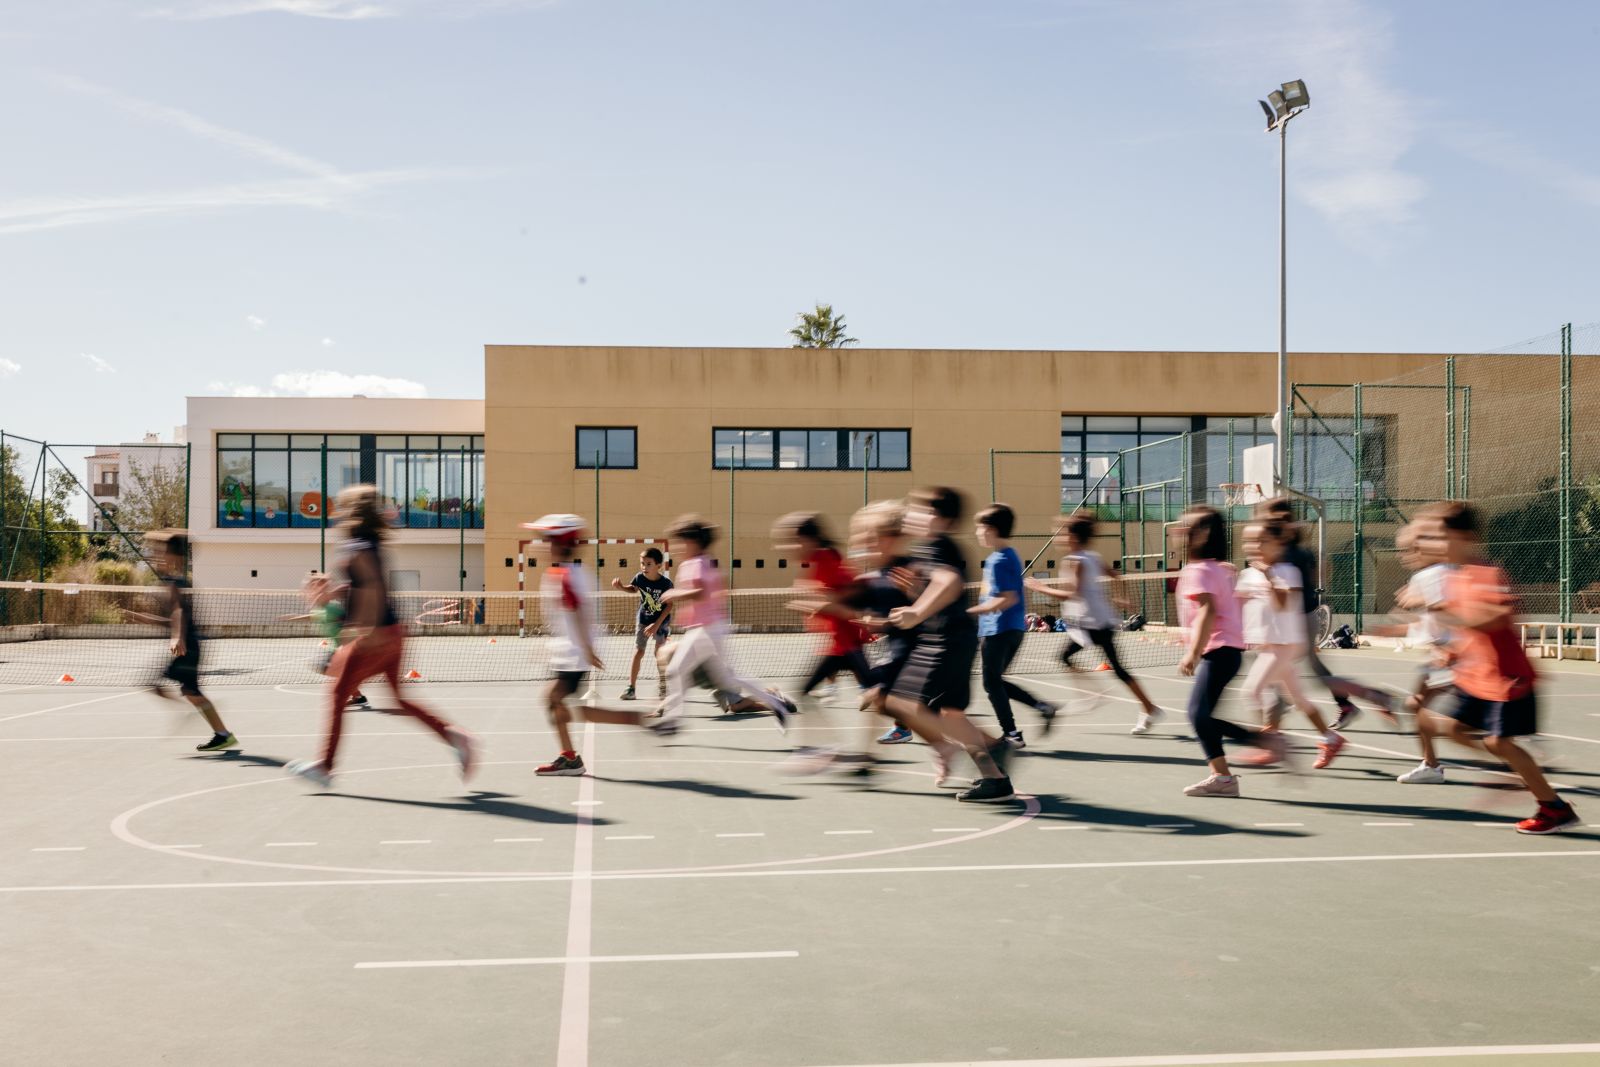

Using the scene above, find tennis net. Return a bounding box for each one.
[0,575,1185,688]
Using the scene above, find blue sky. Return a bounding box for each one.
[2,0,1598,446]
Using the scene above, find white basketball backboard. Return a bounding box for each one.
[1234,442,1276,504]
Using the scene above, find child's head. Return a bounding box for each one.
[1417,500,1480,564]
[1256,497,1301,544]
[850,500,906,567]
[907,486,964,538]
[145,529,189,576]
[1058,509,1096,550]
[1174,505,1228,562]
[665,514,717,560]
[1242,521,1284,565]
[336,484,388,542]
[1395,523,1420,570]
[773,512,834,562]
[973,503,1015,549]
[639,546,664,576]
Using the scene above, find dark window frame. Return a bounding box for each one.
[575,426,638,470]
[711,427,911,471]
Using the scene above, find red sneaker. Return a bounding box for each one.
[1517,801,1579,836]
[1313,733,1347,770]
[536,752,586,777]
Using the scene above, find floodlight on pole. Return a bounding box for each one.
[1257,78,1309,493]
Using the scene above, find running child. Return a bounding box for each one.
[970,503,1057,748]
[1026,509,1160,734]
[1173,506,1285,797]
[1235,520,1344,769]
[887,487,1014,802]
[1259,497,1394,728]
[1369,523,1453,783]
[1411,502,1578,834]
[657,514,796,731]
[281,572,369,708]
[285,486,476,788]
[126,530,238,752]
[774,512,873,706]
[529,514,666,776]
[611,546,674,701]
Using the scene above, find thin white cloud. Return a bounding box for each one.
[0,358,19,378]
[320,337,335,347]
[82,353,116,374]
[245,314,267,330]
[146,0,556,18]
[1156,0,1425,244]
[209,370,427,398]
[1440,124,1600,211]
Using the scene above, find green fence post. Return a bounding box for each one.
[183,442,193,580]
[37,440,46,621]
[1444,355,1457,497]
[1560,324,1573,624]
[728,463,735,592]
[459,445,467,592]
[319,442,327,574]
[0,430,7,586]
[594,451,601,575]
[988,448,996,504]
[864,435,872,506]
[1353,383,1364,634]
[1461,385,1471,498]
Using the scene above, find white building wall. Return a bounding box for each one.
[185,396,485,592]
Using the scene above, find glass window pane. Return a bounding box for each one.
[378,451,407,525]
[713,429,740,469]
[325,451,360,521]
[253,450,289,527]
[217,450,252,526]
[606,428,635,468]
[289,451,322,528]
[469,453,485,528]
[326,434,360,449]
[255,434,289,449]
[1140,417,1189,433]
[1060,478,1086,507]
[1061,454,1082,476]
[1085,417,1138,432]
[809,430,837,469]
[1085,432,1139,454]
[471,435,485,449]
[1140,436,1182,486]
[440,451,466,529]
[576,428,605,468]
[877,430,909,469]
[440,435,472,450]
[290,434,324,449]
[409,435,439,450]
[376,435,406,449]
[1060,416,1084,431]
[742,430,773,469]
[408,452,440,527]
[778,430,808,469]
[846,431,875,469]
[218,433,251,448]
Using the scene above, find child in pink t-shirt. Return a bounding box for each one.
[1173,506,1285,798]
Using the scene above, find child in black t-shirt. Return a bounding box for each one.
[611,547,674,700]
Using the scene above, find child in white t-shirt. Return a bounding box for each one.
[1387,521,1455,783]
[1235,521,1346,770]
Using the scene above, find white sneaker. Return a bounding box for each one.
[814,682,837,700]
[447,727,479,783]
[285,759,333,789]
[1397,761,1445,784]
[1183,773,1240,798]
[1130,708,1164,735]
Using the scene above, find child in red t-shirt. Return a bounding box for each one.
[775,512,873,704]
[1414,501,1578,834]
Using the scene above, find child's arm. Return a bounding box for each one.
[889,566,962,629]
[1179,593,1215,676]
[968,589,1017,615]
[610,577,639,593]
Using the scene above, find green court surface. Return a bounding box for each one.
[3,650,1599,1067]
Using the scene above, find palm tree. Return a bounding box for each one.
[788,303,858,348]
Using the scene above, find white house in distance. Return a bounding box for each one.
[185,396,485,591]
[85,431,188,532]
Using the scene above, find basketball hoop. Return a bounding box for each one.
[1220,483,1264,508]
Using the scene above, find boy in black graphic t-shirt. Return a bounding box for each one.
[612,546,674,700]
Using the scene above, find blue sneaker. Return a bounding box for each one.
[876,725,913,745]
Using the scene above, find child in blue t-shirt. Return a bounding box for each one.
[969,503,1058,747]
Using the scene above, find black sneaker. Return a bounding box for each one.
[620,686,637,701]
[346,693,370,708]
[1036,701,1059,737]
[957,776,1016,803]
[1332,702,1361,731]
[771,693,797,735]
[1003,729,1026,749]
[196,732,238,752]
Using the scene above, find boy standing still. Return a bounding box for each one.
[1413,502,1578,834]
[612,547,674,701]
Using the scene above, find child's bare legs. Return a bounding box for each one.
[628,647,646,689]
[548,678,577,753]
[1419,710,1558,803]
[184,694,229,735]
[937,708,1003,778]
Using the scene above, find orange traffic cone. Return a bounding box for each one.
[404,669,423,681]
[57,673,75,684]
[1095,662,1112,672]
[486,637,497,645]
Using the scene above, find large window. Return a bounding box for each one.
[216,433,485,529]
[714,428,910,470]
[1060,416,1199,507]
[575,427,637,469]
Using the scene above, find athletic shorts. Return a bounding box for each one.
[1447,687,1536,738]
[891,631,977,712]
[863,650,912,695]
[552,670,589,691]
[634,623,671,652]
[162,653,203,698]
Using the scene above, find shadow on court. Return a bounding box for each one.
[587,774,801,802]
[1026,792,1310,838]
[317,789,609,826]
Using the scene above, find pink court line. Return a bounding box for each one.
[356,950,798,971]
[818,1039,1600,1066]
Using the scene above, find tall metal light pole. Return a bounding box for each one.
[1258,79,1310,493]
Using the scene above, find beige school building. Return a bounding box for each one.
[481,345,1454,593]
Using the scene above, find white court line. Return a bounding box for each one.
[265,842,317,848]
[495,837,543,843]
[6,847,1599,895]
[0,689,138,724]
[1537,731,1600,747]
[604,835,654,841]
[571,800,603,807]
[31,846,86,852]
[558,722,597,1067]
[356,950,798,971]
[379,840,431,845]
[824,829,873,836]
[817,1039,1600,1066]
[715,832,764,838]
